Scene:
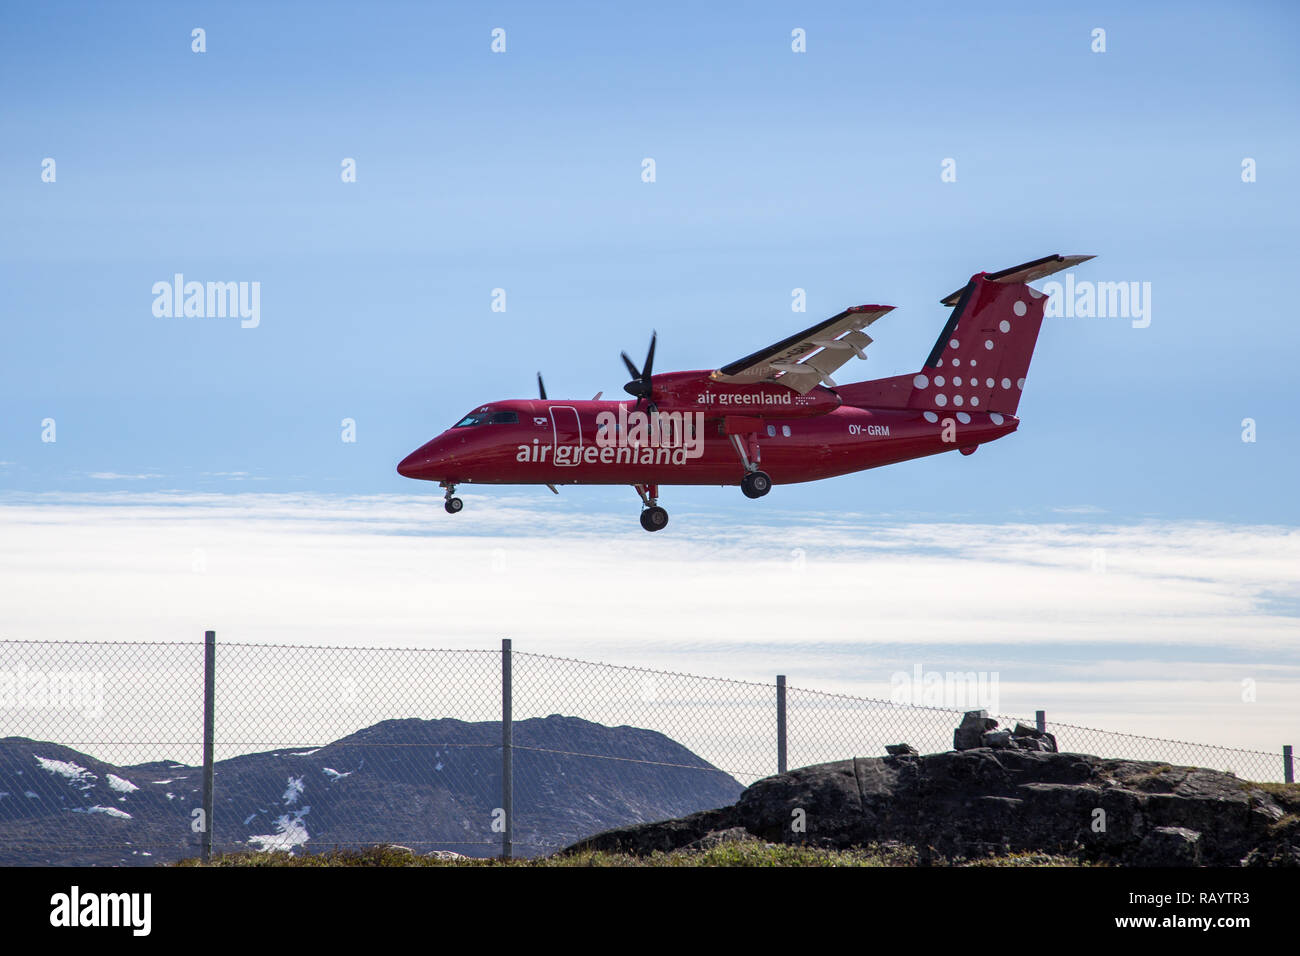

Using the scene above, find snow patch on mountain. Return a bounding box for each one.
[248,807,310,852]
[72,805,132,819]
[35,756,96,790]
[107,774,139,793]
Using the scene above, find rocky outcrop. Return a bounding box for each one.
[568,748,1300,866]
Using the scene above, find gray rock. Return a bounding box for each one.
[1137,826,1202,866]
[982,729,1013,749]
[885,743,918,756]
[1005,722,1057,752]
[1012,721,1042,737]
[954,710,1000,751]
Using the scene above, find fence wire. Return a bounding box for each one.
[0,639,1291,865]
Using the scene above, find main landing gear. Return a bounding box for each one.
[741,470,772,499]
[634,484,668,532]
[441,483,463,515]
[729,432,772,500]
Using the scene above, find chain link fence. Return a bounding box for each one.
[0,637,1292,865]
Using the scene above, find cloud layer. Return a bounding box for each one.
[1,492,1296,763]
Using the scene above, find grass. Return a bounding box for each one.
[176,842,1090,867]
[1246,781,1300,812]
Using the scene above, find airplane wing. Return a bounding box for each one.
[709,305,894,394]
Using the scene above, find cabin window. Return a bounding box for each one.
[453,412,491,427]
[766,425,776,437]
[781,425,792,437]
[489,411,519,424]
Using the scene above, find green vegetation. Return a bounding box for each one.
[1246,781,1300,812]
[176,842,1090,867]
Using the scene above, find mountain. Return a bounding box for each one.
[0,715,742,866]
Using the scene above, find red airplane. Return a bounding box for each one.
[398,254,1093,531]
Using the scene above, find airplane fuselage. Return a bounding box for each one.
[397,382,1019,489]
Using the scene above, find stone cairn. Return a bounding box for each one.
[953,710,1057,753]
[886,710,1059,758]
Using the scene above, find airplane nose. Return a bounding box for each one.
[398,436,455,480]
[396,450,424,478]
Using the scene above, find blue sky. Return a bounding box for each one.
[3,1,1299,521]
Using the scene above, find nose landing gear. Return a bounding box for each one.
[634,483,668,532]
[441,483,463,514]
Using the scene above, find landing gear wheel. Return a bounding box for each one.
[639,506,669,532]
[741,471,772,499]
[444,497,463,514]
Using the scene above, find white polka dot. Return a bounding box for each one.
[923,411,938,423]
[956,412,971,424]
[985,377,994,387]
[913,374,929,389]
[951,358,960,367]
[953,395,964,406]
[1001,378,1011,389]
[969,360,976,367]
[1017,378,1025,390]
[949,339,960,349]
[935,394,947,406]
[954,377,963,386]
[990,413,1004,425]
[935,376,945,387]
[984,340,994,350]
[999,320,1011,333]
[970,396,979,407]
[1013,301,1027,317]
[936,358,944,367]
[1028,287,1044,299]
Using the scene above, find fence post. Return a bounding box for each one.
[1035,710,1046,734]
[1285,745,1294,784]
[776,675,787,775]
[201,630,215,864]
[501,638,513,860]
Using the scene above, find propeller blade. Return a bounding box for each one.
[537,372,547,401]
[620,351,641,380]
[643,332,656,380]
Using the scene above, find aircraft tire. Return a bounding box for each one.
[444,497,463,514]
[639,506,669,532]
[741,471,772,499]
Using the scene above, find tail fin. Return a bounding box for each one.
[906,254,1093,415]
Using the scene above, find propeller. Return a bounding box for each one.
[537,372,547,401]
[621,331,657,412]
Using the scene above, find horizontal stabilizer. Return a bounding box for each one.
[939,254,1095,306]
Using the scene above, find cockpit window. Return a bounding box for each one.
[454,410,518,427]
